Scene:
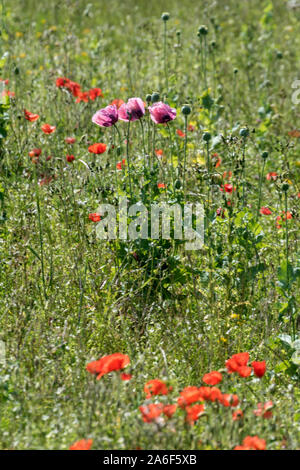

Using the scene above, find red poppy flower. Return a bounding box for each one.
[251,360,266,378]
[224,184,233,193]
[121,373,132,381]
[242,435,266,450]
[176,129,186,138]
[266,172,278,181]
[232,409,243,421]
[188,124,195,132]
[29,148,42,157]
[139,404,164,423]
[88,143,107,154]
[220,394,239,407]
[208,387,222,402]
[66,154,75,162]
[260,207,272,215]
[89,88,103,100]
[163,404,177,418]
[69,439,93,450]
[88,213,101,222]
[202,371,222,386]
[41,124,56,134]
[144,379,171,398]
[253,401,273,419]
[86,353,130,380]
[0,78,9,85]
[186,404,205,423]
[177,386,204,408]
[157,183,166,189]
[76,91,89,103]
[56,77,69,88]
[155,149,163,156]
[237,365,252,377]
[65,137,76,144]
[226,352,250,374]
[24,109,40,122]
[281,211,293,220]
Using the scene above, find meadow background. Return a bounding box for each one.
[0,0,299,450]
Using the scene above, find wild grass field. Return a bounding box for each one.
[0,0,299,451]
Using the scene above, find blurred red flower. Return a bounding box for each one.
[186,404,205,423]
[202,371,222,385]
[144,379,171,398]
[41,124,56,134]
[24,109,39,122]
[65,137,76,144]
[69,439,93,450]
[139,404,164,422]
[88,213,101,222]
[66,154,75,162]
[260,207,272,215]
[86,353,130,380]
[88,143,107,154]
[251,360,266,378]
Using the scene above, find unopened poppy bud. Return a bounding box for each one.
[176,30,181,36]
[210,40,216,48]
[181,104,191,115]
[239,127,249,138]
[151,92,160,103]
[161,12,170,21]
[117,146,121,156]
[234,68,238,74]
[146,94,152,103]
[203,132,211,142]
[276,51,283,59]
[198,25,208,35]
[282,183,289,192]
[261,151,268,159]
[175,179,181,189]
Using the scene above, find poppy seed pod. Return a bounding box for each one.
[282,183,289,192]
[239,127,249,138]
[203,132,211,142]
[161,12,170,21]
[261,151,268,159]
[151,92,160,103]
[198,25,208,35]
[181,104,191,115]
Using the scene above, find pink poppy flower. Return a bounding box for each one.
[92,104,119,127]
[148,101,176,124]
[118,98,145,122]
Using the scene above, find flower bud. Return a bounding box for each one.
[198,25,208,35]
[261,151,268,159]
[146,94,152,103]
[181,104,191,116]
[239,127,249,138]
[161,12,170,21]
[174,179,181,189]
[282,183,289,192]
[203,132,211,142]
[151,92,160,103]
